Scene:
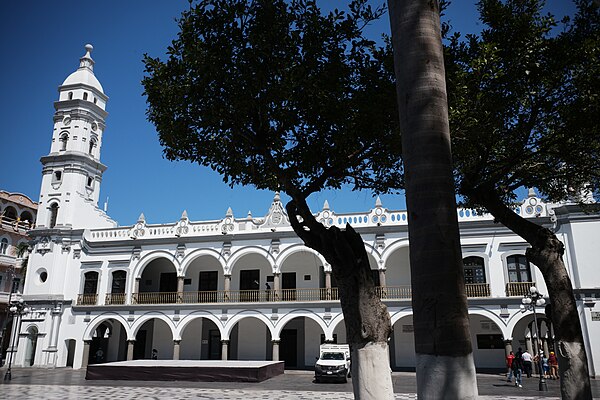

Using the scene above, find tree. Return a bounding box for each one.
[444,1,599,398]
[143,1,400,397]
[387,1,478,399]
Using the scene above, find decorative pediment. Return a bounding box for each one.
[260,192,290,230]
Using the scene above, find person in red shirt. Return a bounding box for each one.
[506,350,515,382]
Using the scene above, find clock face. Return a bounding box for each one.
[63,117,71,126]
[91,122,98,132]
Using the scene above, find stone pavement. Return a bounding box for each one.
[1,368,598,399]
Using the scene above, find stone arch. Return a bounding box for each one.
[133,250,179,279]
[228,248,274,294]
[390,313,415,370]
[275,244,326,273]
[468,310,509,370]
[227,246,275,274]
[274,311,327,369]
[274,310,328,340]
[84,315,130,364]
[84,314,131,340]
[508,311,551,357]
[381,239,411,288]
[180,249,226,276]
[130,313,177,360]
[177,312,225,360]
[130,312,176,340]
[176,311,224,339]
[225,312,274,361]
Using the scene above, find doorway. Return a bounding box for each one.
[282,272,296,301]
[208,329,221,360]
[280,329,298,368]
[240,269,260,301]
[66,339,76,367]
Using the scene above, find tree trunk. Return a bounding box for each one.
[286,200,394,400]
[388,1,478,399]
[472,187,592,400]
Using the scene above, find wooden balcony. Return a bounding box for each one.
[77,293,98,305]
[506,282,536,297]
[105,293,126,305]
[123,284,491,305]
[465,283,491,298]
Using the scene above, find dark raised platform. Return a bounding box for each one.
[86,360,285,382]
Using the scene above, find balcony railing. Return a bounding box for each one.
[506,282,536,297]
[77,293,98,305]
[105,292,126,305]
[78,284,495,306]
[465,283,491,298]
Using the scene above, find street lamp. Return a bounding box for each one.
[520,286,547,391]
[3,298,30,381]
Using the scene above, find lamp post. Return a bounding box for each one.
[520,286,547,391]
[3,298,30,381]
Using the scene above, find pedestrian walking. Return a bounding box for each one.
[513,348,524,388]
[549,351,559,380]
[522,349,533,377]
[506,351,515,382]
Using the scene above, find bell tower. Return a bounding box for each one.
[36,44,115,229]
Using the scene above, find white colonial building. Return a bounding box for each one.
[6,45,600,377]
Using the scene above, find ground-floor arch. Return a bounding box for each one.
[89,319,128,365]
[179,317,223,360]
[276,316,325,369]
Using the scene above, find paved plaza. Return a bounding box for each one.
[0,367,598,399]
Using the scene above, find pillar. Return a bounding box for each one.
[221,340,229,360]
[273,273,281,301]
[81,340,92,368]
[325,271,332,300]
[272,340,280,361]
[133,277,141,304]
[224,275,231,301]
[504,339,513,357]
[378,269,387,288]
[177,276,185,303]
[127,340,135,361]
[173,340,181,360]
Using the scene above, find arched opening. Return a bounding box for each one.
[65,339,76,367]
[108,270,127,305]
[278,316,324,369]
[463,256,490,297]
[60,133,68,151]
[81,271,99,305]
[184,255,223,303]
[20,211,33,226]
[332,320,347,345]
[24,326,39,366]
[3,206,17,222]
[68,92,73,100]
[180,317,222,360]
[230,253,271,302]
[390,315,415,371]
[469,314,505,372]
[384,246,411,299]
[138,257,178,304]
[90,320,128,364]
[133,318,173,360]
[511,313,553,376]
[48,203,59,228]
[279,251,322,301]
[89,138,96,155]
[229,317,270,361]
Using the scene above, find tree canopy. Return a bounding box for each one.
[445,0,600,206]
[143,0,401,202]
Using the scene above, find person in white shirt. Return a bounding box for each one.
[522,350,533,377]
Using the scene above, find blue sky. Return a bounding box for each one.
[0,1,575,226]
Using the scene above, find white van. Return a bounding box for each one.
[314,344,351,383]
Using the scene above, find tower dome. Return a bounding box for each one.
[61,44,104,93]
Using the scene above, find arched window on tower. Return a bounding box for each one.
[49,203,59,228]
[60,133,68,151]
[83,92,88,101]
[89,138,96,155]
[68,92,73,100]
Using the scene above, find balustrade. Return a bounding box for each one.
[88,283,497,306]
[77,293,98,305]
[506,282,536,297]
